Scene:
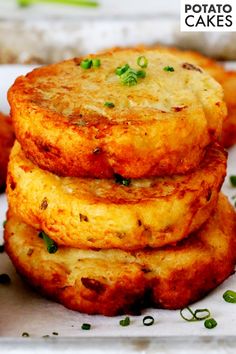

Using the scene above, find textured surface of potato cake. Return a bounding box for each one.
[7,141,226,250]
[0,112,14,191]
[4,194,236,316]
[8,48,226,178]
[151,45,236,147]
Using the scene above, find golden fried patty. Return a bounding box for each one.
[0,112,14,191]
[8,47,226,178]
[4,194,236,316]
[150,45,236,148]
[7,141,226,250]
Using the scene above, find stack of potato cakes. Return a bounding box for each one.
[4,48,236,316]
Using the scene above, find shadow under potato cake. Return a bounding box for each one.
[4,194,236,316]
[7,141,226,250]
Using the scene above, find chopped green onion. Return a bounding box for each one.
[114,174,131,187]
[17,0,99,8]
[104,102,115,108]
[2,220,7,228]
[137,56,148,68]
[143,316,154,326]
[38,231,58,254]
[0,273,11,285]
[163,66,175,72]
[81,323,91,330]
[22,332,30,337]
[119,316,130,327]
[0,244,4,253]
[223,290,236,303]
[115,64,130,76]
[137,70,146,78]
[204,318,217,329]
[92,58,101,68]
[81,59,92,69]
[120,68,138,86]
[230,176,236,187]
[180,307,210,322]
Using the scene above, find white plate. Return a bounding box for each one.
[0,65,236,342]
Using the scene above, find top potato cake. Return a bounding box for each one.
[8,48,226,178]
[151,45,236,148]
[0,112,14,191]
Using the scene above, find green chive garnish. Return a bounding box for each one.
[81,323,91,330]
[120,68,138,86]
[137,70,146,78]
[163,66,175,72]
[2,220,7,228]
[230,176,236,187]
[22,332,30,337]
[143,316,154,326]
[180,307,210,322]
[38,231,58,254]
[114,174,131,187]
[204,318,217,329]
[137,56,148,68]
[0,273,11,285]
[92,58,101,68]
[119,316,130,327]
[104,102,115,108]
[81,59,92,70]
[115,64,130,76]
[223,290,236,303]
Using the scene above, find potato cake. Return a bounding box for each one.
[0,112,14,191]
[8,47,226,178]
[7,141,226,250]
[4,194,236,316]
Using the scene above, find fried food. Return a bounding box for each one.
[150,45,236,147]
[7,141,226,250]
[4,194,236,316]
[8,48,226,178]
[0,112,14,191]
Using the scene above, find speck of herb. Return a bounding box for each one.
[2,220,7,228]
[0,244,4,253]
[22,332,29,337]
[143,315,154,326]
[137,70,146,78]
[92,58,101,68]
[180,306,210,322]
[0,273,11,285]
[137,56,148,68]
[104,102,115,108]
[38,231,58,254]
[223,290,236,303]
[81,323,91,330]
[119,316,130,327]
[80,59,92,69]
[204,318,217,329]
[230,175,236,187]
[114,174,131,187]
[163,66,175,72]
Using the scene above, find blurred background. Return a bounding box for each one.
[0,0,236,64]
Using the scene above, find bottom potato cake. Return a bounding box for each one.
[0,112,14,191]
[4,194,236,316]
[7,141,226,250]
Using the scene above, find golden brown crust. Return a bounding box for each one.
[8,47,226,178]
[7,141,226,250]
[0,112,14,191]
[4,194,236,316]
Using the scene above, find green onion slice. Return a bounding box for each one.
[80,59,92,69]
[115,64,130,76]
[223,290,236,303]
[92,58,101,68]
[143,316,154,326]
[230,175,236,187]
[204,318,217,329]
[163,66,175,72]
[137,70,146,78]
[38,231,58,254]
[137,56,148,68]
[81,323,91,330]
[119,316,130,327]
[104,102,115,108]
[180,307,210,322]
